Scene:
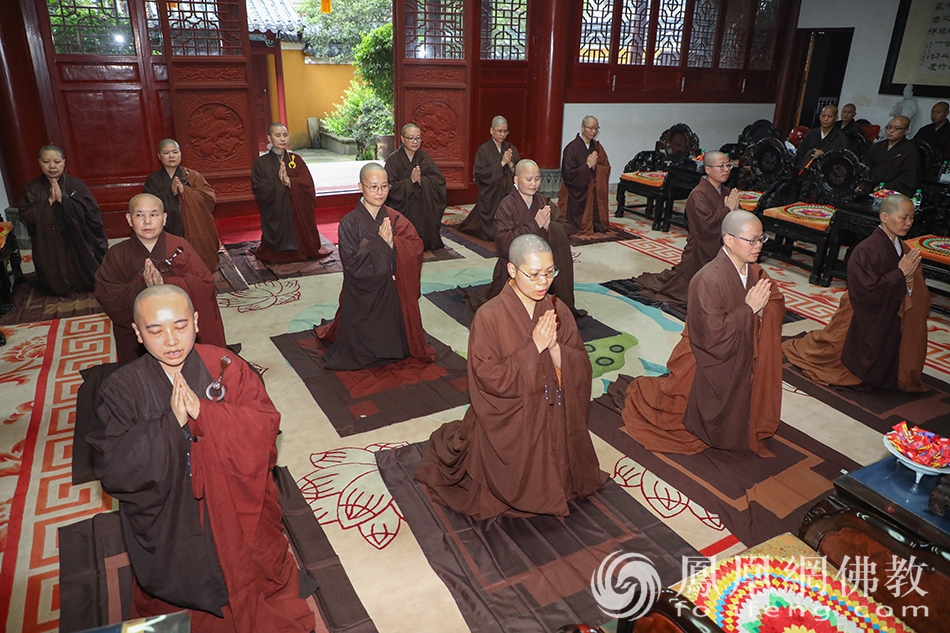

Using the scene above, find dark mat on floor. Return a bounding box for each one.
[425,283,620,342]
[224,236,343,285]
[0,279,102,325]
[271,329,469,437]
[569,226,640,247]
[782,360,950,436]
[440,224,497,258]
[376,442,698,633]
[58,466,377,633]
[214,249,250,294]
[601,278,807,324]
[588,375,860,547]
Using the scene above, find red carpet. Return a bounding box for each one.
[217,205,349,245]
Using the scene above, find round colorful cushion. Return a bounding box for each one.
[908,235,950,265]
[692,556,911,633]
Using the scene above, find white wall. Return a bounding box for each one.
[562,102,776,183]
[0,155,8,218]
[798,0,944,136]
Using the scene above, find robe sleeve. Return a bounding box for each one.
[891,148,920,196]
[473,143,512,194]
[17,180,46,229]
[143,170,168,199]
[687,264,756,360]
[385,153,414,210]
[337,210,394,290]
[847,238,907,309]
[180,169,216,212]
[419,152,448,207]
[94,248,148,331]
[468,306,545,400]
[561,140,593,190]
[251,156,281,208]
[495,198,547,259]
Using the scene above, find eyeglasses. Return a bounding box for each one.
[885,125,908,131]
[492,128,510,135]
[709,163,731,170]
[361,183,391,193]
[402,136,422,142]
[583,125,600,131]
[728,233,769,245]
[149,246,184,274]
[515,265,559,283]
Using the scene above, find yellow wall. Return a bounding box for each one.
[275,46,357,149]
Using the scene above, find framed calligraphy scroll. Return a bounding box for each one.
[880,0,950,97]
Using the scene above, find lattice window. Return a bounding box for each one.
[47,0,135,55]
[618,0,652,65]
[167,0,243,56]
[405,0,465,60]
[748,0,779,70]
[579,0,613,64]
[687,0,719,68]
[719,0,753,69]
[654,0,687,66]
[480,0,527,60]
[145,0,164,55]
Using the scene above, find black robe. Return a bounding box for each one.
[456,139,520,240]
[143,168,186,237]
[18,173,108,295]
[866,138,920,196]
[915,122,950,158]
[385,146,447,251]
[321,203,410,370]
[795,127,847,169]
[842,227,912,390]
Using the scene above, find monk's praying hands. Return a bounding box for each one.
[533,309,558,353]
[142,259,163,287]
[535,204,551,230]
[378,216,394,247]
[899,248,921,284]
[725,188,740,211]
[48,178,62,204]
[171,176,185,196]
[170,372,201,427]
[586,151,598,169]
[410,165,422,184]
[744,278,771,315]
[501,148,513,167]
[278,160,290,187]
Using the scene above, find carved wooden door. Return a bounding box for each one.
[394,1,473,195]
[156,0,256,204]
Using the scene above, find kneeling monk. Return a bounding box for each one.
[415,234,608,520]
[623,211,784,456]
[317,163,435,370]
[783,194,929,391]
[88,285,314,633]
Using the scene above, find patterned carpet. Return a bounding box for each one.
[2,196,950,632]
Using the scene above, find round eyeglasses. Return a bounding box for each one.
[515,265,559,283]
[728,233,770,245]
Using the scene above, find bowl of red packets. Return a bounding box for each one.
[884,422,950,484]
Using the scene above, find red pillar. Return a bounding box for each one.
[274,46,288,125]
[528,1,571,170]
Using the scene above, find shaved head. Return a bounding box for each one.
[822,104,838,115]
[133,284,194,324]
[157,138,179,153]
[491,116,508,128]
[508,234,551,268]
[515,158,539,177]
[703,150,727,167]
[880,193,912,216]
[401,123,420,136]
[268,122,287,135]
[129,192,164,214]
[721,210,761,237]
[359,162,386,183]
[893,115,910,128]
[582,115,597,127]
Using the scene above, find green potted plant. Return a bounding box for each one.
[354,23,395,160]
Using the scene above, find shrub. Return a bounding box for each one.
[323,81,393,156]
[354,23,393,109]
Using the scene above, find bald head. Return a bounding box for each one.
[268,122,287,135]
[508,234,552,268]
[132,284,194,324]
[401,123,420,136]
[515,159,539,177]
[129,192,164,214]
[703,151,727,167]
[359,162,386,183]
[491,116,508,128]
[880,193,912,216]
[157,138,179,153]
[721,210,762,237]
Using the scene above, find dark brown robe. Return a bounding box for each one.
[914,122,950,158]
[559,134,612,236]
[866,138,920,196]
[633,177,731,310]
[415,282,608,520]
[795,126,847,169]
[456,139,520,240]
[841,227,930,391]
[251,150,326,263]
[317,204,435,370]
[94,232,227,365]
[623,250,784,456]
[88,345,314,633]
[18,173,108,295]
[478,189,579,314]
[144,166,221,273]
[385,145,447,251]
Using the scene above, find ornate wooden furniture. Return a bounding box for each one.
[801,456,950,633]
[736,137,795,193]
[0,222,23,317]
[757,148,869,285]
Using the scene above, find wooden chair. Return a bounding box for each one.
[757,148,868,285]
[736,136,794,193]
[0,223,23,317]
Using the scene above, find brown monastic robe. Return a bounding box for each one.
[623,249,784,456]
[865,138,920,196]
[317,204,435,370]
[456,139,520,240]
[478,189,579,314]
[251,149,327,263]
[88,345,315,633]
[144,166,221,273]
[838,227,930,391]
[559,134,612,236]
[415,282,608,520]
[633,177,731,310]
[94,232,227,365]
[795,126,847,169]
[385,145,447,251]
[18,173,108,295]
